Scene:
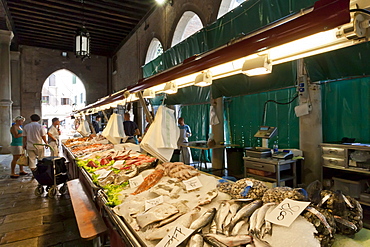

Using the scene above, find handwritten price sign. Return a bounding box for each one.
[129,175,144,189]
[156,225,194,247]
[265,198,310,227]
[145,196,164,211]
[182,176,202,191]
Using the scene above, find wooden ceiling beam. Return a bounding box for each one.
[14,18,126,41]
[49,0,149,21]
[11,11,132,35]
[14,15,128,37]
[9,0,141,26]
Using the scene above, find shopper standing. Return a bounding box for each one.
[92,116,102,134]
[10,116,27,178]
[23,114,48,171]
[178,117,193,164]
[47,117,61,157]
[123,112,140,144]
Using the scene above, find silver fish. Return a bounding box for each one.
[190,208,217,231]
[262,206,275,237]
[187,234,204,247]
[215,201,230,234]
[231,220,248,236]
[228,200,262,234]
[255,203,276,236]
[306,206,333,237]
[249,208,260,234]
[203,233,252,247]
[223,214,233,236]
[334,215,357,231]
[251,234,271,247]
[203,235,228,247]
[229,202,241,217]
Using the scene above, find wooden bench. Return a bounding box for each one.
[67,179,107,240]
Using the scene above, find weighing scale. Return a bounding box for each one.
[254,126,277,148]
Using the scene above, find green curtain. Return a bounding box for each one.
[179,104,211,161]
[305,42,370,82]
[143,0,317,78]
[321,77,370,143]
[212,61,297,98]
[225,87,299,148]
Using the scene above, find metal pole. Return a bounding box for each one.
[137,92,153,124]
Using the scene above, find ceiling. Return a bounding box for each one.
[1,0,156,57]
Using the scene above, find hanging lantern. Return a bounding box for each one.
[75,26,90,59]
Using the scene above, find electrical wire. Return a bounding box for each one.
[350,9,370,16]
[261,93,299,126]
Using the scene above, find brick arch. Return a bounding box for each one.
[20,46,108,121]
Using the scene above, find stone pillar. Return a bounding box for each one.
[0,30,14,154]
[298,59,323,184]
[11,51,21,118]
[211,97,225,176]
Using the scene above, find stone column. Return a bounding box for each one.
[211,97,225,176]
[11,51,21,118]
[0,30,14,154]
[297,59,323,184]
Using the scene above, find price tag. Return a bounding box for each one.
[182,176,202,191]
[129,174,144,189]
[245,180,254,187]
[145,196,164,211]
[265,198,310,227]
[156,225,194,247]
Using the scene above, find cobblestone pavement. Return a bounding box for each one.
[0,154,93,247]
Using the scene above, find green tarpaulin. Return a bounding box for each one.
[321,77,370,143]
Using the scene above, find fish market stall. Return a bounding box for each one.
[61,134,367,247]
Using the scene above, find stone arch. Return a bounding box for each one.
[145,38,164,64]
[217,0,246,18]
[171,11,203,47]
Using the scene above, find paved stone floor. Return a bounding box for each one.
[0,154,94,247]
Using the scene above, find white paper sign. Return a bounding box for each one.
[156,225,194,247]
[265,198,310,227]
[182,176,202,191]
[145,196,164,211]
[129,174,144,188]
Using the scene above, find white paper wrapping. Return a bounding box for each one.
[102,113,127,144]
[140,106,180,162]
[77,120,91,137]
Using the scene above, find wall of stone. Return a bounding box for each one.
[18,45,109,122]
[112,0,222,91]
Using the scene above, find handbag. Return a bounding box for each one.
[17,150,29,166]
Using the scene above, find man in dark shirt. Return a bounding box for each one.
[123,112,140,144]
[92,116,101,134]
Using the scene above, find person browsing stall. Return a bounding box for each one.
[23,114,48,171]
[178,117,193,164]
[47,117,61,157]
[92,116,102,134]
[10,116,27,178]
[123,112,140,144]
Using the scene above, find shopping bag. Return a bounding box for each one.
[17,151,29,166]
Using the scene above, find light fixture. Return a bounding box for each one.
[194,70,212,87]
[75,0,90,60]
[156,0,173,5]
[163,81,178,94]
[143,89,155,98]
[242,54,272,76]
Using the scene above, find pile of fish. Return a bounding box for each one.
[156,162,200,181]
